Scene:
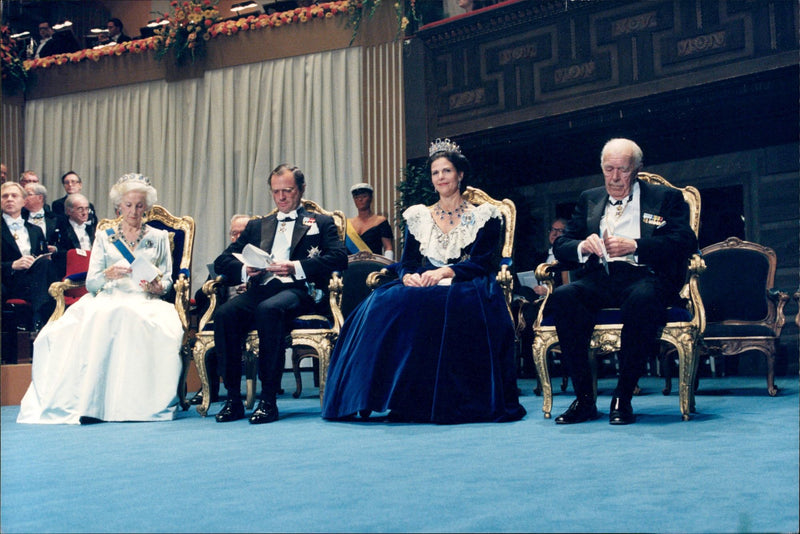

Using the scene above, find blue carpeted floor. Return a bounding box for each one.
[2,375,798,533]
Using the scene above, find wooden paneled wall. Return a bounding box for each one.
[362,40,405,248]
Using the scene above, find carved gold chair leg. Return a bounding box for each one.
[192,334,214,416]
[532,334,555,418]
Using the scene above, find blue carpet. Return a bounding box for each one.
[2,376,798,533]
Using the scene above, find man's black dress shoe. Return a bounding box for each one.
[189,390,219,405]
[609,396,636,425]
[249,400,279,424]
[215,399,245,422]
[555,398,599,424]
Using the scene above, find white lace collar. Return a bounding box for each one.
[403,202,501,265]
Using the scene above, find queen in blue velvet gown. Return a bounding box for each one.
[322,140,525,424]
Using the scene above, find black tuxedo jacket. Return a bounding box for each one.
[553,179,697,297]
[55,217,96,251]
[2,219,49,281]
[23,209,60,246]
[214,206,347,292]
[52,197,99,228]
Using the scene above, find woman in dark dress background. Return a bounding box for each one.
[346,182,394,259]
[323,140,525,424]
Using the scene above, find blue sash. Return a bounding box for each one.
[105,228,136,264]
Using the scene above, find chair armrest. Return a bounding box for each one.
[681,253,706,335]
[497,260,514,310]
[47,279,86,324]
[366,267,397,290]
[173,272,191,332]
[328,271,344,332]
[198,276,225,332]
[766,287,790,333]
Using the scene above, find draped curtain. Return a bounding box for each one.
[24,47,363,292]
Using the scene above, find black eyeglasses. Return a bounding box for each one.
[549,227,565,234]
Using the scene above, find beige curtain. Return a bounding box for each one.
[24,47,363,292]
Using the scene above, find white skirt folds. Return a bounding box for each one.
[17,290,183,424]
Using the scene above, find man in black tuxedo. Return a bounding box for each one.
[34,21,79,59]
[213,164,347,424]
[106,18,132,44]
[53,193,95,277]
[22,184,60,253]
[549,138,697,425]
[51,172,98,228]
[1,182,58,330]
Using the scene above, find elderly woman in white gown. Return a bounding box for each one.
[17,174,182,424]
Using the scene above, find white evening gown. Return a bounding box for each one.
[17,225,183,424]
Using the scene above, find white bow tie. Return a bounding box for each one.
[277,211,297,221]
[8,218,24,229]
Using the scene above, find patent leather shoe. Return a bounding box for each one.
[249,400,279,424]
[189,390,219,406]
[609,396,636,425]
[555,398,599,424]
[215,399,245,422]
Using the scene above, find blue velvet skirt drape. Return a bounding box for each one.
[322,277,526,424]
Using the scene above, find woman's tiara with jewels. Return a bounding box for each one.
[429,138,461,156]
[116,173,152,186]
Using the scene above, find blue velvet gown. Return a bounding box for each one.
[322,203,526,424]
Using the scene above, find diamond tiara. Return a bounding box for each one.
[116,173,152,186]
[429,138,461,156]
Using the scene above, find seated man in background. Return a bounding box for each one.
[1,182,58,331]
[189,213,251,406]
[53,193,95,277]
[548,138,696,425]
[23,184,59,255]
[52,171,98,228]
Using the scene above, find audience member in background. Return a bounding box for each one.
[512,217,569,378]
[323,139,525,424]
[106,18,131,44]
[34,20,79,58]
[548,138,697,425]
[19,170,41,187]
[23,184,59,254]
[346,182,394,259]
[52,171,98,227]
[212,164,347,425]
[189,213,252,406]
[17,173,183,424]
[53,193,95,277]
[1,163,8,183]
[1,182,58,330]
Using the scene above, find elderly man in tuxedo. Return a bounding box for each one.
[213,164,347,424]
[57,193,95,251]
[548,138,697,425]
[1,182,58,330]
[23,184,59,254]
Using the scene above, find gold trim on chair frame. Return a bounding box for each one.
[530,172,706,421]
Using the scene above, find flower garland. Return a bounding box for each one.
[1,25,29,94]
[22,1,417,72]
[154,0,222,65]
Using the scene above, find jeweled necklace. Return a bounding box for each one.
[434,200,468,225]
[119,221,145,249]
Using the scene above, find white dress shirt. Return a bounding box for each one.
[70,219,92,250]
[4,213,31,256]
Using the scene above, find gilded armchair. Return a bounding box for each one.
[696,237,789,396]
[192,199,346,416]
[48,205,196,409]
[530,172,706,421]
